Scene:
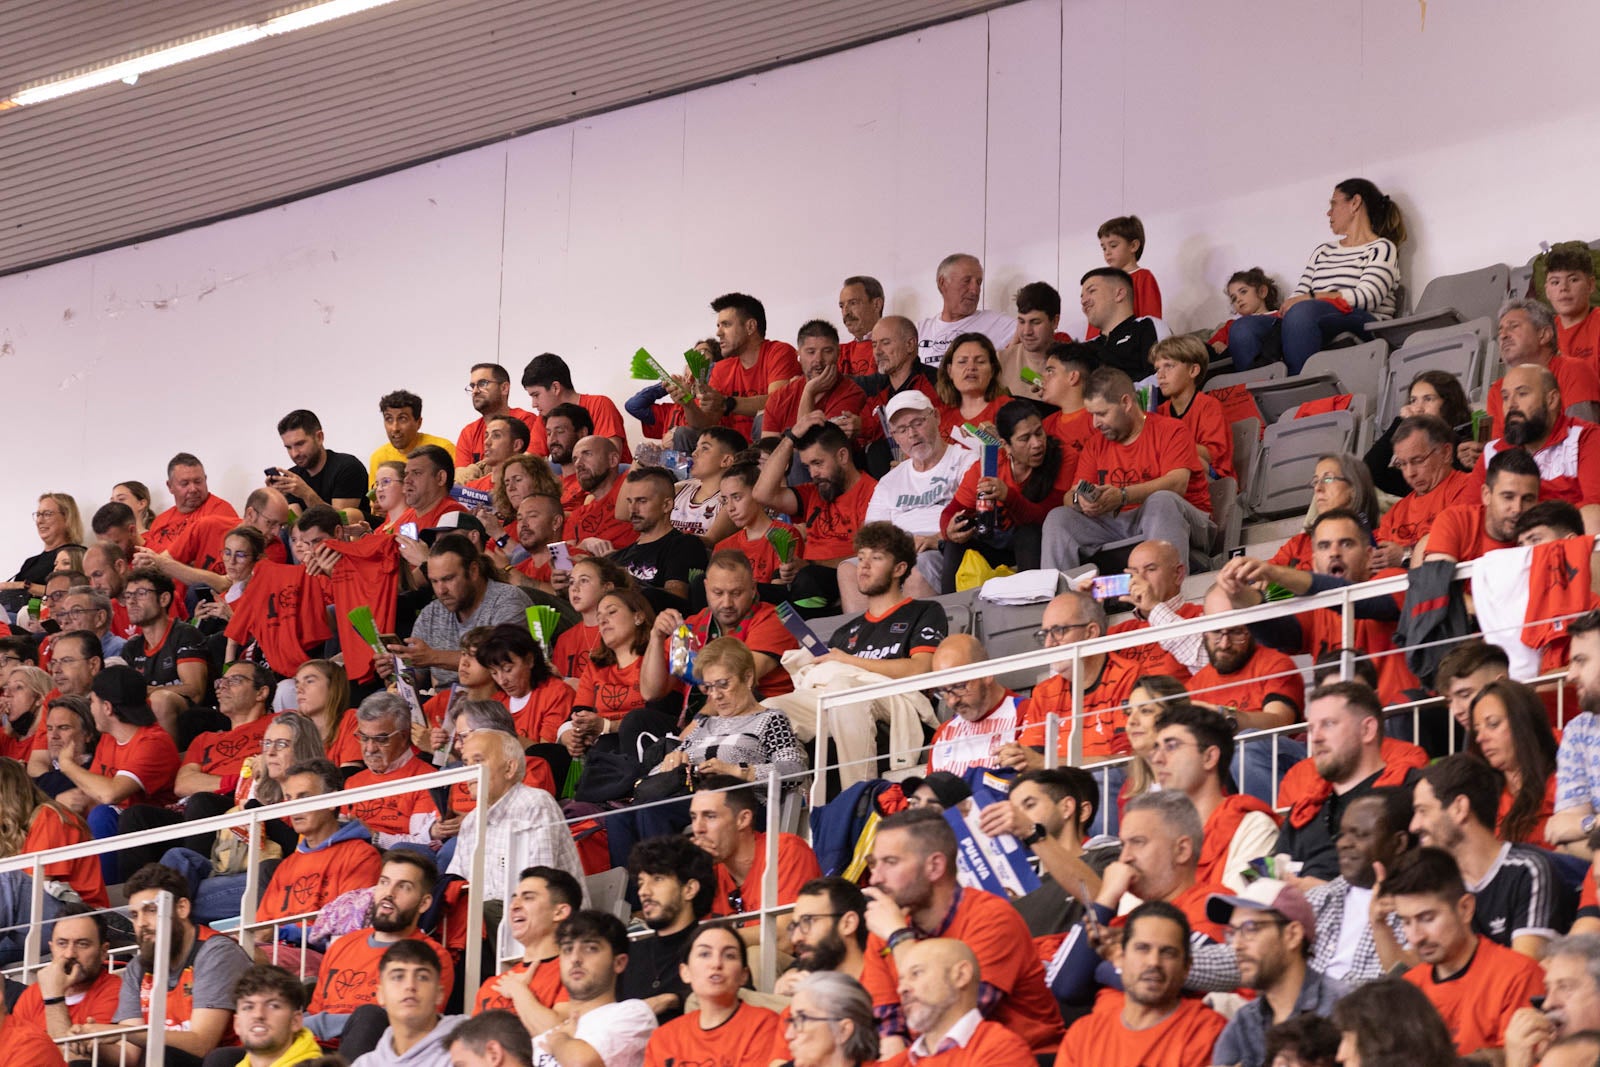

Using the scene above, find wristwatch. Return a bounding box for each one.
[1023,822,1048,846]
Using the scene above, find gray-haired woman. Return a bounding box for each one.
[780,971,879,1067]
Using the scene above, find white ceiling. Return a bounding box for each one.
[0,0,1008,277]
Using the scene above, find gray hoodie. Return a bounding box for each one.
[352,1015,468,1067]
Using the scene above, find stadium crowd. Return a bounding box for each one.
[2,179,1600,1067]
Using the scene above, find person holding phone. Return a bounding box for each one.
[938,400,1073,591]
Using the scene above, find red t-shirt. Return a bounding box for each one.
[1558,308,1600,372]
[551,622,599,679]
[1268,531,1314,571]
[838,338,877,375]
[763,375,875,440]
[945,448,1076,529]
[1044,407,1096,470]
[24,804,108,908]
[575,656,680,719]
[308,927,455,1014]
[1403,936,1545,1055]
[256,837,384,926]
[1072,411,1212,515]
[645,1002,781,1067]
[793,474,877,562]
[1019,655,1141,760]
[507,677,576,743]
[165,514,250,574]
[1425,503,1509,562]
[90,725,180,808]
[1290,592,1422,709]
[708,339,802,439]
[457,408,546,464]
[579,394,632,462]
[939,397,1009,441]
[344,755,438,837]
[1186,644,1305,719]
[0,1015,68,1066]
[10,967,120,1034]
[1376,468,1478,546]
[1159,390,1235,481]
[1477,413,1600,508]
[708,832,822,921]
[860,888,1063,1053]
[392,496,468,535]
[475,956,566,1013]
[183,714,274,779]
[681,603,798,699]
[1109,604,1204,682]
[1488,356,1600,436]
[223,560,331,677]
[714,522,805,584]
[563,474,638,549]
[1056,989,1225,1067]
[881,1019,1037,1067]
[144,494,240,555]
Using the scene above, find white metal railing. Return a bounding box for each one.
[811,561,1580,804]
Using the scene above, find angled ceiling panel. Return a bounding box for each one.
[0,0,1011,275]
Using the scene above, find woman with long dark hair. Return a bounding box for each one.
[935,332,1009,441]
[938,399,1073,590]
[1227,178,1407,373]
[1468,679,1558,845]
[1331,977,1459,1067]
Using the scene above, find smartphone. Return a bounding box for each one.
[378,633,400,647]
[193,586,215,605]
[548,541,574,572]
[1075,479,1098,500]
[39,618,61,634]
[1090,573,1131,599]
[263,467,281,479]
[399,521,418,540]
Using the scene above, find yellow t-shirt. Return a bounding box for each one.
[367,434,456,483]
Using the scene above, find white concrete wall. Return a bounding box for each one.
[3,0,1597,568]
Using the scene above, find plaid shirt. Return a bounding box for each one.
[1306,876,1407,985]
[447,783,585,903]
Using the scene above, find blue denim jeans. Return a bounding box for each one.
[0,871,63,965]
[1227,302,1377,374]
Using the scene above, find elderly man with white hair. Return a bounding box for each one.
[916,253,1017,367]
[447,729,585,920]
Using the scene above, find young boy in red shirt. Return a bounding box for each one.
[1152,335,1234,481]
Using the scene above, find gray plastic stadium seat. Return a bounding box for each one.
[970,601,1051,694]
[1248,409,1361,519]
[1363,264,1510,349]
[1205,363,1284,393]
[1230,417,1262,518]
[586,867,631,922]
[1300,340,1389,410]
[1509,263,1534,300]
[1378,323,1487,427]
[1247,375,1342,427]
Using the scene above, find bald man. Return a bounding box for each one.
[883,939,1036,1067]
[564,435,637,554]
[1476,363,1600,534]
[925,635,1024,776]
[859,316,943,476]
[1112,539,1205,681]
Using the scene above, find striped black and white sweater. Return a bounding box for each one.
[1293,237,1401,317]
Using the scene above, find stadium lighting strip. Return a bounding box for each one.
[0,0,404,111]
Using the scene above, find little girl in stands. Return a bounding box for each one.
[1208,267,1281,357]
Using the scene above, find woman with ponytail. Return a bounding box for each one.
[1227,178,1406,374]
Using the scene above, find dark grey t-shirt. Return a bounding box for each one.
[115,931,254,1023]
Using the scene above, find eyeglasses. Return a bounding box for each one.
[221,550,255,562]
[1307,474,1350,489]
[1034,622,1090,645]
[57,606,100,619]
[465,379,498,393]
[931,679,975,700]
[1224,918,1286,944]
[356,729,402,747]
[1156,737,1200,755]
[261,738,294,752]
[1390,452,1444,471]
[785,1011,841,1031]
[121,588,159,601]
[0,655,23,667]
[786,913,843,936]
[214,676,254,690]
[51,656,88,668]
[1208,627,1251,645]
[32,510,61,521]
[701,678,736,695]
[373,478,400,490]
[44,591,69,604]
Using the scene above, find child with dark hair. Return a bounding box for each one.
[1546,242,1600,368]
[1208,267,1282,355]
[1085,215,1162,339]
